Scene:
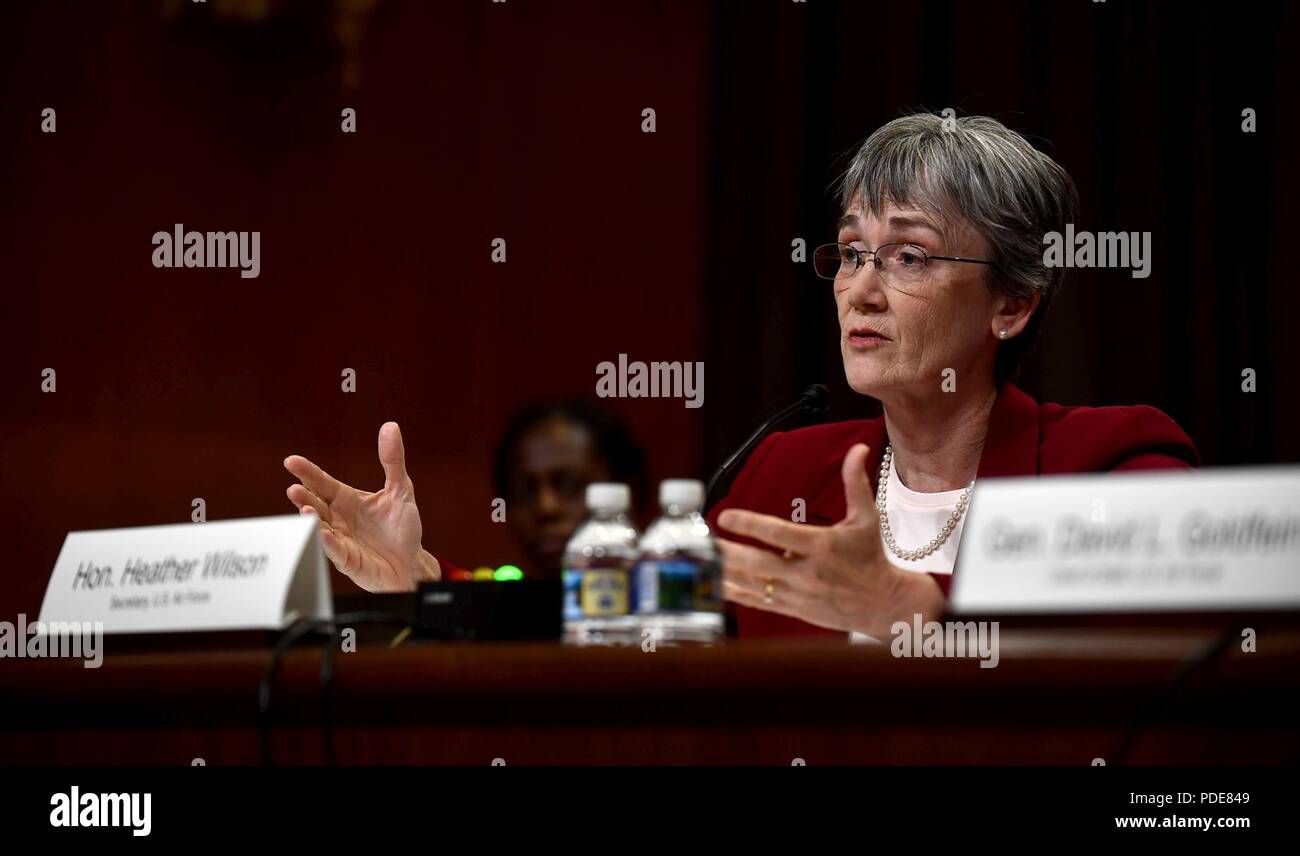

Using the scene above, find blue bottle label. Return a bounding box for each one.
[639,558,722,612]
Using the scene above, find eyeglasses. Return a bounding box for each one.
[812,242,996,284]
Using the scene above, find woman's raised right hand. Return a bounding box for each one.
[284,421,440,592]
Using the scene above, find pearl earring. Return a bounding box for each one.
[998,329,1009,339]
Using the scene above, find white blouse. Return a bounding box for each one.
[849,458,969,644]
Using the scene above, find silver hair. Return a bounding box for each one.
[836,113,1080,382]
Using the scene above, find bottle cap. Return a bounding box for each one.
[586,482,630,512]
[659,479,704,512]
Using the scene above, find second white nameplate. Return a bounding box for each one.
[950,467,1300,614]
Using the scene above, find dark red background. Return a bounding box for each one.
[2,0,709,611]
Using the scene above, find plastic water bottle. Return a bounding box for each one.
[562,483,640,645]
[635,479,724,645]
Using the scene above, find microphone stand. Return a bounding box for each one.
[704,383,830,510]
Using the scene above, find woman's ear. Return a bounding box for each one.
[991,291,1042,339]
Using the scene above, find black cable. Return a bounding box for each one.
[319,623,340,767]
[1110,625,1238,766]
[257,615,326,767]
[257,610,410,766]
[316,611,410,766]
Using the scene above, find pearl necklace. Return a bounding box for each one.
[876,445,975,562]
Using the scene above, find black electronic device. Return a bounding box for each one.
[413,580,562,641]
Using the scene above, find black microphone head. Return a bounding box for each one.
[800,383,831,416]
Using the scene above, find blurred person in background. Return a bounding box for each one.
[491,401,648,579]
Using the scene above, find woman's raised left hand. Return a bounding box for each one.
[716,443,945,638]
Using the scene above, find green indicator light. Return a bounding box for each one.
[494,565,524,582]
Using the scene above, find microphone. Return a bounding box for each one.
[705,383,830,509]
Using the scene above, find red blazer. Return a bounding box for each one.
[705,383,1199,639]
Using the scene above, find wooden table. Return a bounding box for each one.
[3,628,1297,764]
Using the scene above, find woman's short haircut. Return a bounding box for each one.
[836,112,1080,384]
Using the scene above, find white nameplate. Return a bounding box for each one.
[38,515,331,633]
[950,467,1300,613]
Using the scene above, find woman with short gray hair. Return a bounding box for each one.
[282,112,1197,641]
[837,113,1080,384]
[710,112,1196,640]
